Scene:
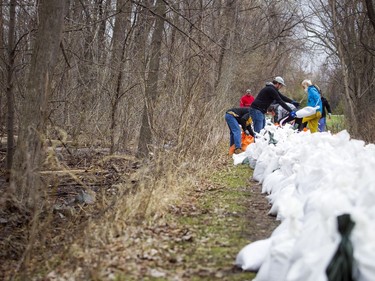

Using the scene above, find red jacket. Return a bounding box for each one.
[240,94,255,107]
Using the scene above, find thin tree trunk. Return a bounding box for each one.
[136,0,166,158]
[0,0,4,142]
[215,0,235,88]
[6,0,16,176]
[10,0,66,200]
[330,0,359,136]
[109,0,129,154]
[365,0,375,31]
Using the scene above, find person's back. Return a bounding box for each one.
[249,77,296,133]
[306,85,322,111]
[225,107,254,154]
[320,96,332,118]
[319,96,332,132]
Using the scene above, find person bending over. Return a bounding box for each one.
[225,107,254,154]
[249,76,298,133]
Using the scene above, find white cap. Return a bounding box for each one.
[246,89,252,93]
[274,76,286,86]
[301,79,312,87]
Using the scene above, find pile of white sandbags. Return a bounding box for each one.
[234,124,375,281]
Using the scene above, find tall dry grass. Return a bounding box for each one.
[0,106,229,280]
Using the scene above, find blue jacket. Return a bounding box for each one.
[307,85,322,113]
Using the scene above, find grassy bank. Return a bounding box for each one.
[2,146,280,281]
[327,114,346,133]
[107,159,261,281]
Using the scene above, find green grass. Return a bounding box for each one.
[107,163,258,281]
[175,164,256,280]
[326,114,346,133]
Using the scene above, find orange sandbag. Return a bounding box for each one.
[242,133,254,148]
[228,132,254,155]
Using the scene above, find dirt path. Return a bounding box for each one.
[115,160,280,281]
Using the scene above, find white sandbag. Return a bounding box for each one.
[276,191,303,222]
[252,159,267,182]
[235,238,272,271]
[295,106,320,118]
[263,172,295,196]
[261,156,280,184]
[253,146,278,182]
[233,152,248,165]
[285,242,337,281]
[248,156,257,169]
[246,136,268,161]
[267,184,295,217]
[262,169,285,194]
[294,162,324,197]
[350,210,375,281]
[254,218,302,281]
[285,211,338,281]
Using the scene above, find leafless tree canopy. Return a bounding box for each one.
[301,0,375,141]
[0,0,374,178]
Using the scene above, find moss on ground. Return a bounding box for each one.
[172,163,257,281]
[124,162,258,281]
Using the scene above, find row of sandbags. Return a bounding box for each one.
[233,123,375,281]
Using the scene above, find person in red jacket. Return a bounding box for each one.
[240,89,255,107]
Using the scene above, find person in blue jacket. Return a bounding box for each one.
[301,79,323,133]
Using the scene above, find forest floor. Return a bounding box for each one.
[0,148,279,281]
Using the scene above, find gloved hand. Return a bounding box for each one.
[244,129,251,135]
[291,101,300,107]
[328,113,332,119]
[289,111,297,118]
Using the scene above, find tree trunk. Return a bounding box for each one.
[365,0,375,31]
[136,0,166,158]
[0,0,4,141]
[215,0,236,89]
[330,1,358,135]
[109,0,130,154]
[6,0,16,175]
[10,0,66,201]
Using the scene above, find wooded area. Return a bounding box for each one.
[0,0,374,279]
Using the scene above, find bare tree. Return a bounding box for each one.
[0,0,4,139]
[10,0,67,200]
[137,0,166,158]
[5,0,16,176]
[0,0,311,164]
[365,0,375,31]
[331,0,373,140]
[298,0,375,141]
[108,0,132,153]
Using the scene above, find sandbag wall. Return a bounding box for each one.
[234,124,375,281]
